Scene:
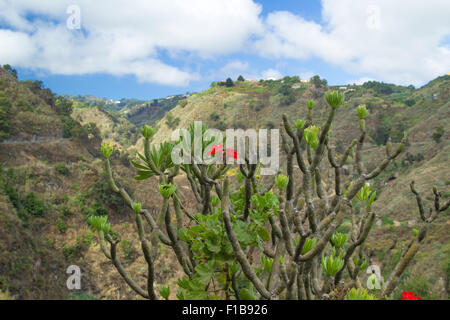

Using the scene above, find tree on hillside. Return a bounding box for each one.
[225,77,234,87]
[278,83,296,105]
[89,92,447,300]
[237,75,245,82]
[311,75,327,88]
[54,97,74,117]
[362,81,393,95]
[2,64,17,79]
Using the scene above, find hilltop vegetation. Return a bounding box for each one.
[68,94,188,128]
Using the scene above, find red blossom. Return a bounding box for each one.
[207,144,223,156]
[226,147,238,160]
[207,144,238,160]
[401,291,422,300]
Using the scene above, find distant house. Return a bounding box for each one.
[339,86,347,90]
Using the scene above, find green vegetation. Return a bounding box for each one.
[2,64,17,79]
[54,163,70,176]
[345,288,377,300]
[362,80,394,95]
[0,93,12,140]
[310,75,327,88]
[178,99,188,108]
[165,113,181,129]
[432,125,444,143]
[56,217,68,233]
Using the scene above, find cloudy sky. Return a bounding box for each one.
[0,0,449,99]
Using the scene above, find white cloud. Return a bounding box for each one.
[219,60,249,78]
[0,0,263,86]
[253,0,450,86]
[0,0,449,87]
[260,69,282,80]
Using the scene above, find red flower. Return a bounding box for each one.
[401,291,422,300]
[207,144,223,156]
[226,147,238,160]
[207,144,238,160]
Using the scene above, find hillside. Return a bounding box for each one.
[68,94,188,128]
[0,67,192,299]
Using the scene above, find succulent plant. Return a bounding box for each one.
[159,183,177,199]
[306,100,316,110]
[294,119,306,130]
[101,142,114,159]
[331,231,349,248]
[275,174,289,191]
[356,104,369,119]
[132,202,142,213]
[325,91,345,109]
[304,125,320,149]
[141,125,155,139]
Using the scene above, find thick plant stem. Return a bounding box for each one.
[221,177,273,300]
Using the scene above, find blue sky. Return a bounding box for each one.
[1,0,449,100]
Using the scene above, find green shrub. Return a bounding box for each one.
[60,205,72,217]
[23,192,45,217]
[178,99,188,108]
[4,184,20,208]
[54,163,70,176]
[63,245,80,260]
[165,113,180,129]
[405,98,416,107]
[432,125,444,143]
[54,97,73,116]
[61,116,78,138]
[120,239,137,263]
[56,218,67,233]
[76,230,94,249]
[17,208,30,227]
